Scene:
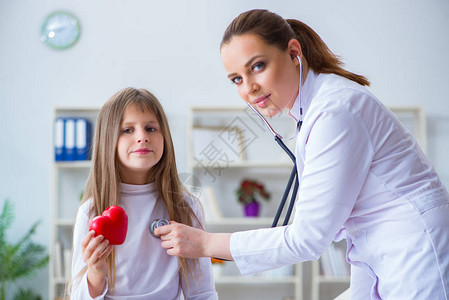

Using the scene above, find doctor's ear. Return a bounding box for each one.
[287,39,302,60]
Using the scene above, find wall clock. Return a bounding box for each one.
[40,11,81,50]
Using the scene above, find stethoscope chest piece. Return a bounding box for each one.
[149,219,169,238]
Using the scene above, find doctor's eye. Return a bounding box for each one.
[230,76,242,85]
[252,62,265,72]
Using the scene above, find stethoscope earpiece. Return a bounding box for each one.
[149,219,169,238]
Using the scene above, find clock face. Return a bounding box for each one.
[41,11,81,50]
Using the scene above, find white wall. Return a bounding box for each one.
[1,0,448,298]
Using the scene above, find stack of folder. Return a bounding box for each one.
[54,118,92,161]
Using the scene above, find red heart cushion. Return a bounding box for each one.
[88,205,128,245]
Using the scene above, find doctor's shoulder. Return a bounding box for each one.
[313,75,379,113]
[315,73,372,100]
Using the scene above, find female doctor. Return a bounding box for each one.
[155,9,449,299]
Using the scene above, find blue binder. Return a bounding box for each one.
[75,118,92,160]
[54,118,65,161]
[64,118,76,161]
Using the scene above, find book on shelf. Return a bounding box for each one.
[261,265,294,278]
[54,117,92,161]
[75,118,92,161]
[64,118,76,161]
[54,118,65,161]
[320,243,350,278]
[54,242,63,278]
[63,248,72,280]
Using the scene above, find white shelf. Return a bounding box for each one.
[188,106,303,300]
[193,161,293,169]
[55,219,75,226]
[53,277,67,284]
[50,107,100,300]
[315,276,350,283]
[215,276,297,284]
[189,106,427,300]
[206,217,272,225]
[55,161,92,168]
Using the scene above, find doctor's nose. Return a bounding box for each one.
[243,80,259,97]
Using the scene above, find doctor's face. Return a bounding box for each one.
[221,33,300,117]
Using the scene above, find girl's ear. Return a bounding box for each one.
[288,39,302,62]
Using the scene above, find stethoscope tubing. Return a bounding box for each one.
[271,135,300,227]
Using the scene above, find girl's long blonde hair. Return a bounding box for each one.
[70,87,199,295]
[221,9,370,86]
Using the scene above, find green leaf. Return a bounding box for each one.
[0,198,49,298]
[0,199,14,245]
[9,221,40,256]
[13,288,42,300]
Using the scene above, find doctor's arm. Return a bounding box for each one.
[156,222,232,260]
[180,199,219,300]
[158,104,374,270]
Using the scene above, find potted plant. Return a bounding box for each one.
[0,199,49,300]
[236,179,271,217]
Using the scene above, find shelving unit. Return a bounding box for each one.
[311,240,350,300]
[49,107,99,300]
[187,106,303,300]
[187,105,427,300]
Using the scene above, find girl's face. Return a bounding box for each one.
[116,105,164,184]
[221,33,301,117]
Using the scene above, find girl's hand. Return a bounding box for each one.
[81,230,113,297]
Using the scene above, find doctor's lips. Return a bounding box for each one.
[253,94,271,108]
[133,148,152,154]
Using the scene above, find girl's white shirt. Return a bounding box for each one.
[230,70,449,299]
[71,182,218,300]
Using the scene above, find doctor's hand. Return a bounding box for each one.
[155,221,233,261]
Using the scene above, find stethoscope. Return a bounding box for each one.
[150,56,304,238]
[246,55,303,227]
[149,219,170,238]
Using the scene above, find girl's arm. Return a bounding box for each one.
[82,231,113,297]
[71,202,112,300]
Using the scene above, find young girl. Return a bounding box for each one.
[70,87,217,299]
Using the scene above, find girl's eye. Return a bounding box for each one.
[231,76,242,85]
[146,127,156,132]
[122,128,133,134]
[252,62,265,72]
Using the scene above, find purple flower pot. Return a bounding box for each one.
[244,201,260,217]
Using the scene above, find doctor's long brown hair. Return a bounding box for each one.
[221,9,370,86]
[70,87,199,294]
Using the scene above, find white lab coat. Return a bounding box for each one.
[230,70,449,299]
